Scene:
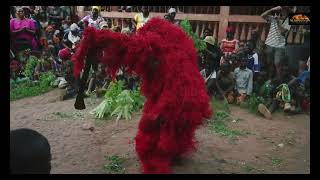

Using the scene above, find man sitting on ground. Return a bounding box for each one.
[234,57,253,105]
[216,63,235,103]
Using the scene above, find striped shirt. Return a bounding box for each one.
[265,15,291,48]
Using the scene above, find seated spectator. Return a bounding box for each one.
[57,48,76,100]
[62,23,81,53]
[258,64,298,119]
[61,20,71,33]
[99,21,109,30]
[216,63,235,103]
[121,19,132,34]
[34,51,52,80]
[234,57,253,104]
[10,128,51,174]
[112,26,121,32]
[10,7,38,53]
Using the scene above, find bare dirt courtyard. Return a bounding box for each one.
[10,89,310,174]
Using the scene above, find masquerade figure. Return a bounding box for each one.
[72,18,212,174]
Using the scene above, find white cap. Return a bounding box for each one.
[70,23,79,31]
[168,8,176,14]
[54,30,60,35]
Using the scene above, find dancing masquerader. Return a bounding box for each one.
[72,18,212,173]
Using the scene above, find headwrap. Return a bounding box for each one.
[92,6,101,13]
[58,48,72,60]
[70,23,80,31]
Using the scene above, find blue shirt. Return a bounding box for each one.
[297,71,310,86]
[234,67,253,95]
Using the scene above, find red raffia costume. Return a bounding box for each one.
[72,18,212,174]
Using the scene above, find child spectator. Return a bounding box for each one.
[234,57,253,104]
[10,128,51,174]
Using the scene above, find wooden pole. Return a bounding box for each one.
[247,24,252,41]
[240,23,246,41]
[261,24,266,42]
[301,28,305,44]
[213,22,218,40]
[294,26,303,44]
[235,23,240,40]
[76,6,85,19]
[218,6,230,42]
[200,22,205,38]
[287,28,294,44]
[195,21,200,37]
[208,23,212,31]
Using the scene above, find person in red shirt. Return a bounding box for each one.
[219,26,240,65]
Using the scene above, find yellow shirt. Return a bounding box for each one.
[134,13,150,30]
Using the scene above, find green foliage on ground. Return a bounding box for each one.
[10,71,56,101]
[104,155,126,174]
[90,80,145,121]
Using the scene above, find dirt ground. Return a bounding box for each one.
[10,89,310,174]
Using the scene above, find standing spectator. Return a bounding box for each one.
[234,57,253,104]
[220,26,240,65]
[245,41,261,74]
[167,8,179,26]
[203,28,213,40]
[261,6,292,79]
[10,7,37,53]
[28,6,42,41]
[60,6,72,21]
[79,6,104,30]
[133,6,150,31]
[47,6,64,28]
[203,36,222,96]
[10,6,16,18]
